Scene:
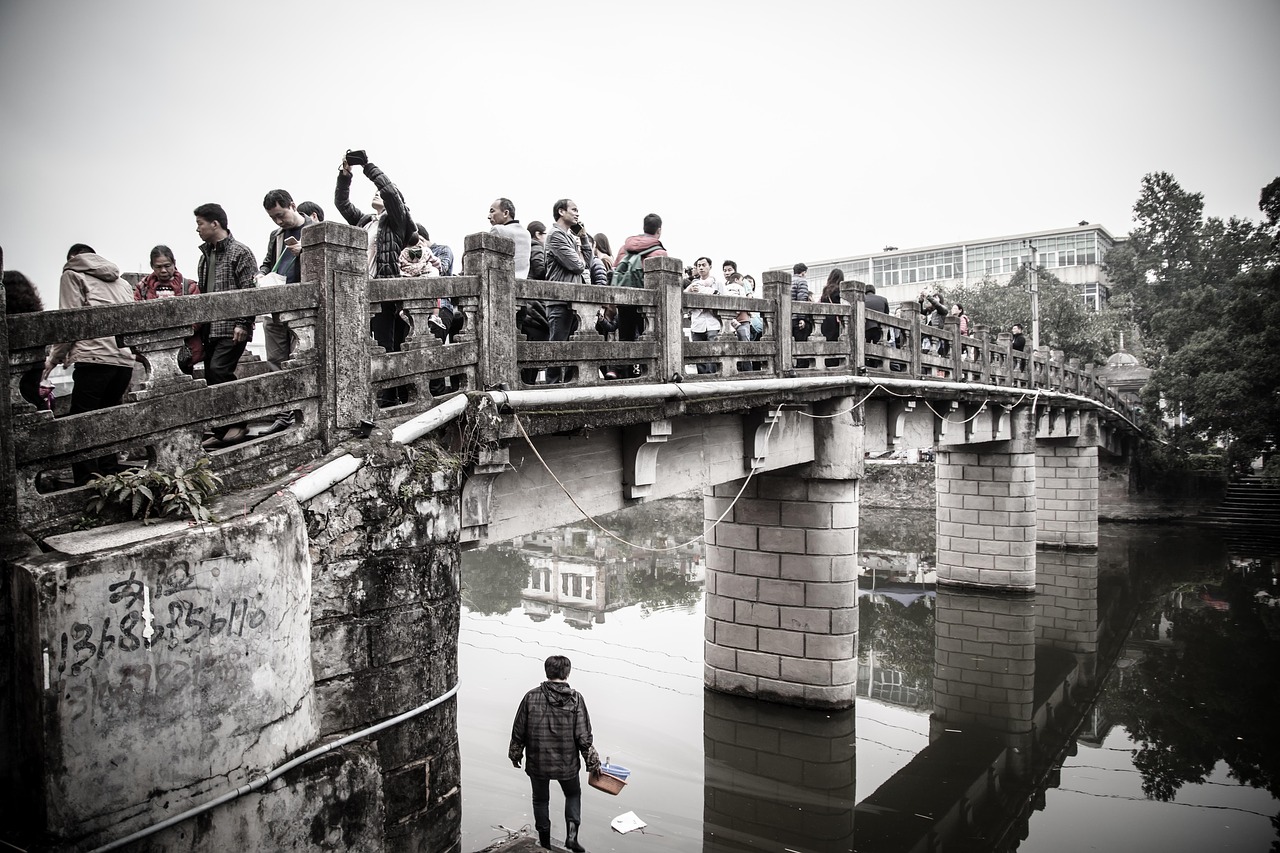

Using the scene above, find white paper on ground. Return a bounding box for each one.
[610,811,647,833]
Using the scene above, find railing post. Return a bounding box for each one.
[909,312,923,377]
[648,256,685,382]
[764,271,790,374]
[465,231,517,389]
[996,331,1014,385]
[301,220,370,450]
[944,315,961,378]
[851,280,866,373]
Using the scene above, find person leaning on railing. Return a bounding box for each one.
[42,243,137,481]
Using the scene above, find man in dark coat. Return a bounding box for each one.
[334,150,417,405]
[509,655,601,851]
[863,283,891,343]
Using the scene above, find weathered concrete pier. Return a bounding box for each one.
[1,222,1139,851]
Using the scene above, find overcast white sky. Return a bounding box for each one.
[2,0,1277,307]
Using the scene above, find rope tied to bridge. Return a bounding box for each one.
[510,404,787,553]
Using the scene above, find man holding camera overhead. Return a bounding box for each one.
[334,149,418,404]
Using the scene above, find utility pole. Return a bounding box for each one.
[1024,242,1040,352]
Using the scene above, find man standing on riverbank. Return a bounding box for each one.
[509,655,601,851]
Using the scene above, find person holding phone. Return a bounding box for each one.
[259,189,309,374]
[541,198,594,383]
[335,149,418,405]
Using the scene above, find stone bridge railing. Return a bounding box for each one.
[1,221,1136,536]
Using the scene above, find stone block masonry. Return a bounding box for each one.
[704,470,859,709]
[936,438,1037,591]
[302,430,462,853]
[1036,443,1099,549]
[703,689,855,850]
[5,497,319,848]
[932,589,1036,747]
[0,426,465,852]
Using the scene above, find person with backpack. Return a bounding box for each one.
[612,213,667,352]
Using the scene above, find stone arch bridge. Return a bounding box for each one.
[0,224,1138,851]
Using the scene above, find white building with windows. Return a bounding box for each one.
[774,223,1119,310]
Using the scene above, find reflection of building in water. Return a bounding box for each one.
[859,648,930,710]
[857,550,936,711]
[511,524,705,628]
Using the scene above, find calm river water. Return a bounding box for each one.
[457,500,1279,853]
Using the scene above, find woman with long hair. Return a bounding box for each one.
[820,268,845,341]
[591,233,613,286]
[819,268,846,367]
[3,270,52,409]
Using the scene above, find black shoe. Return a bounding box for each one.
[537,828,551,849]
[565,821,585,852]
[262,415,293,435]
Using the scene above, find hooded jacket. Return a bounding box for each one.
[509,680,600,779]
[614,234,667,264]
[49,253,135,369]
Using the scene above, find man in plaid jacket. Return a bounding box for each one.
[195,202,257,445]
[510,655,601,851]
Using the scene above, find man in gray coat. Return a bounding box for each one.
[541,198,593,382]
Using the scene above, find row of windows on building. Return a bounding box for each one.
[802,231,1111,290]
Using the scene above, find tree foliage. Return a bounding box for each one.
[461,545,530,615]
[1100,569,1280,810]
[1105,171,1279,461]
[944,266,1128,364]
[1105,171,1276,366]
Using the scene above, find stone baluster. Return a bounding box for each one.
[121,325,205,400]
[850,281,866,373]
[1,246,18,525]
[6,342,48,415]
[277,306,319,367]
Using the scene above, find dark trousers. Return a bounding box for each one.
[69,362,133,484]
[530,775,582,834]
[609,306,645,378]
[204,337,248,439]
[372,303,410,406]
[545,302,573,383]
[692,329,718,374]
[204,337,246,385]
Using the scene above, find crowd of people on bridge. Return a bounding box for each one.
[3,149,1030,471]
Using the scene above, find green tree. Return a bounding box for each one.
[945,266,1127,364]
[1105,171,1274,366]
[1140,264,1280,465]
[461,545,531,615]
[1105,172,1279,461]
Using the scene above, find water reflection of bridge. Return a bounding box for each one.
[705,547,1134,853]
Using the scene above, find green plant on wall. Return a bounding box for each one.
[85,458,223,525]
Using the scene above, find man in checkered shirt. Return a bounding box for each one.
[194,202,257,445]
